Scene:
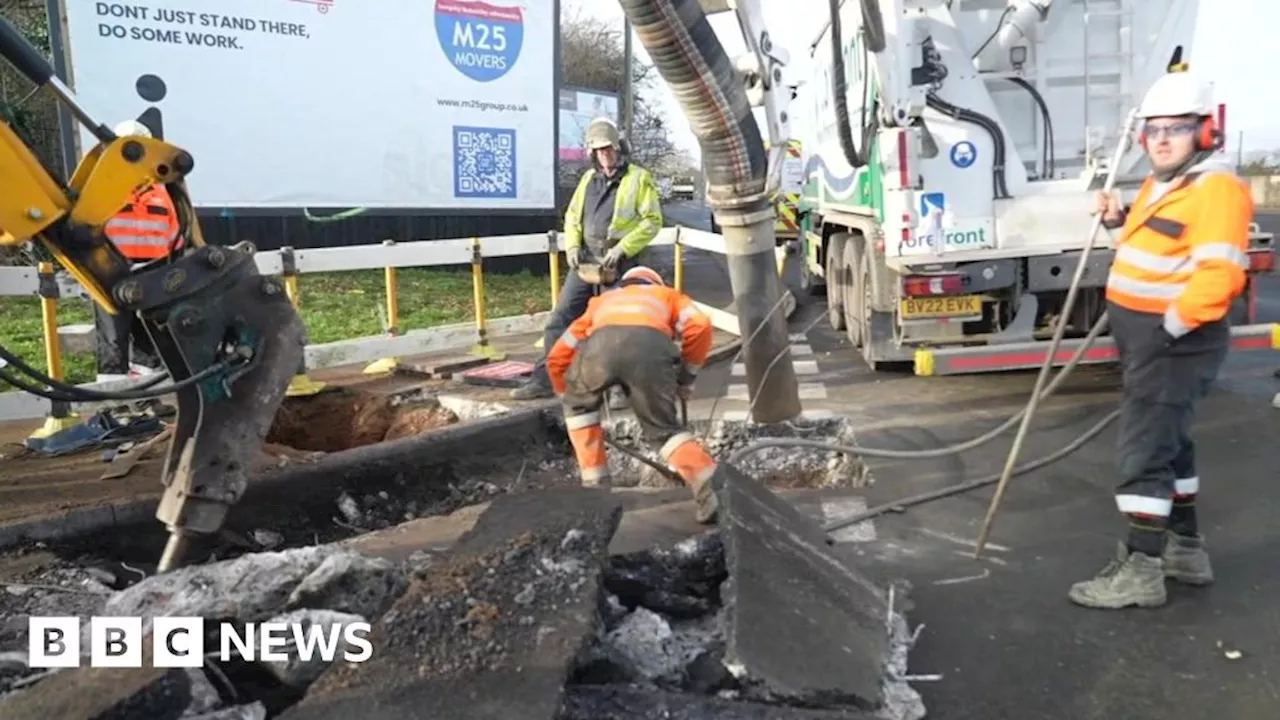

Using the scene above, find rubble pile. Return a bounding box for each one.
[0,427,921,719]
[538,416,868,489]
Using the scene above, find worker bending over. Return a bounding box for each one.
[94,120,183,382]
[511,117,664,402]
[546,266,721,523]
[1069,71,1252,610]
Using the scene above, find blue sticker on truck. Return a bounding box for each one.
[950,141,976,169]
[921,192,945,218]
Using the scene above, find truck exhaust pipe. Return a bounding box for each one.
[617,0,801,424]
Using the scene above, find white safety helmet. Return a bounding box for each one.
[621,266,665,286]
[585,117,621,151]
[113,119,152,138]
[1137,72,1214,119]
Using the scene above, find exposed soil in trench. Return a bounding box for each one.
[0,388,462,526]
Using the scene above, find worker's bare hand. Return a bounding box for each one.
[676,384,693,401]
[1093,191,1123,224]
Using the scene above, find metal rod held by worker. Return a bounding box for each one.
[973,109,1140,558]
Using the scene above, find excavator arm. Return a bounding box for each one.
[0,19,305,572]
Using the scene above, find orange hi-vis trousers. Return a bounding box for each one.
[659,431,718,489]
[565,410,609,486]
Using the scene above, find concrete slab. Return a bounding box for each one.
[0,645,216,720]
[717,465,893,711]
[283,488,623,720]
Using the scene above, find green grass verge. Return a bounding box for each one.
[0,268,552,391]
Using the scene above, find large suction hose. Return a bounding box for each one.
[618,0,800,423]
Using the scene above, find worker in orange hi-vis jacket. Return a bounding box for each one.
[94,119,184,383]
[546,265,721,523]
[1068,71,1253,611]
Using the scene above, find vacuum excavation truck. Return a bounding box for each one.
[791,0,1276,375]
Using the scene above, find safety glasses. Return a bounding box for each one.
[1142,121,1198,140]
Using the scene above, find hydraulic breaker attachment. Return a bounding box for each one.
[130,245,307,571]
[0,16,306,572]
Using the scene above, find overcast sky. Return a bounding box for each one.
[571,0,1277,157]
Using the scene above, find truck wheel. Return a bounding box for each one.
[826,233,848,331]
[841,237,866,348]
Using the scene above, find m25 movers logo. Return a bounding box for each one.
[28,616,373,669]
[435,0,524,82]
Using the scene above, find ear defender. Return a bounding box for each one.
[1197,116,1222,151]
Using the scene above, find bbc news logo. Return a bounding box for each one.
[28,617,373,669]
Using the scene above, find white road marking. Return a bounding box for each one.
[917,527,1011,553]
[732,359,818,376]
[726,383,827,401]
[718,409,835,422]
[789,333,808,342]
[790,344,814,356]
[821,496,877,543]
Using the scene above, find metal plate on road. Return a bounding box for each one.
[900,295,983,320]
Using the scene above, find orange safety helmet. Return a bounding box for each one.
[621,266,665,286]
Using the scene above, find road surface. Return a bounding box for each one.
[682,211,1280,719]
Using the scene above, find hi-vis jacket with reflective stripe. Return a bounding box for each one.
[546,282,713,395]
[105,185,182,261]
[1105,158,1253,339]
[563,164,663,258]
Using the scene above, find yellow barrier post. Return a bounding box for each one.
[673,226,685,293]
[27,262,80,440]
[548,230,561,306]
[280,247,326,397]
[534,230,560,351]
[363,239,402,375]
[470,237,507,361]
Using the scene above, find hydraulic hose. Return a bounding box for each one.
[927,92,1010,199]
[727,310,1110,464]
[619,0,800,423]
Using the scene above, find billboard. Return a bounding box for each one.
[63,0,556,210]
[559,87,618,163]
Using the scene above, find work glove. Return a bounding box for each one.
[602,245,626,270]
[566,246,583,270]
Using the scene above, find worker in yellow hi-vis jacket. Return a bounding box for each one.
[511,117,664,403]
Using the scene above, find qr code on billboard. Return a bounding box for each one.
[453,126,517,199]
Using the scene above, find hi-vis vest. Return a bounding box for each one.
[1105,168,1253,338]
[563,164,663,257]
[105,186,182,261]
[545,283,713,395]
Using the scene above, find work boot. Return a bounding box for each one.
[1162,532,1214,586]
[691,470,721,525]
[509,380,553,400]
[1067,541,1167,609]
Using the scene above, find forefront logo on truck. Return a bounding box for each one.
[901,228,990,251]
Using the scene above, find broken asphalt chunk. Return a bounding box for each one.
[0,642,220,720]
[716,465,897,711]
[281,487,623,720]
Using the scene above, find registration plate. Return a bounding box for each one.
[900,295,983,319]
